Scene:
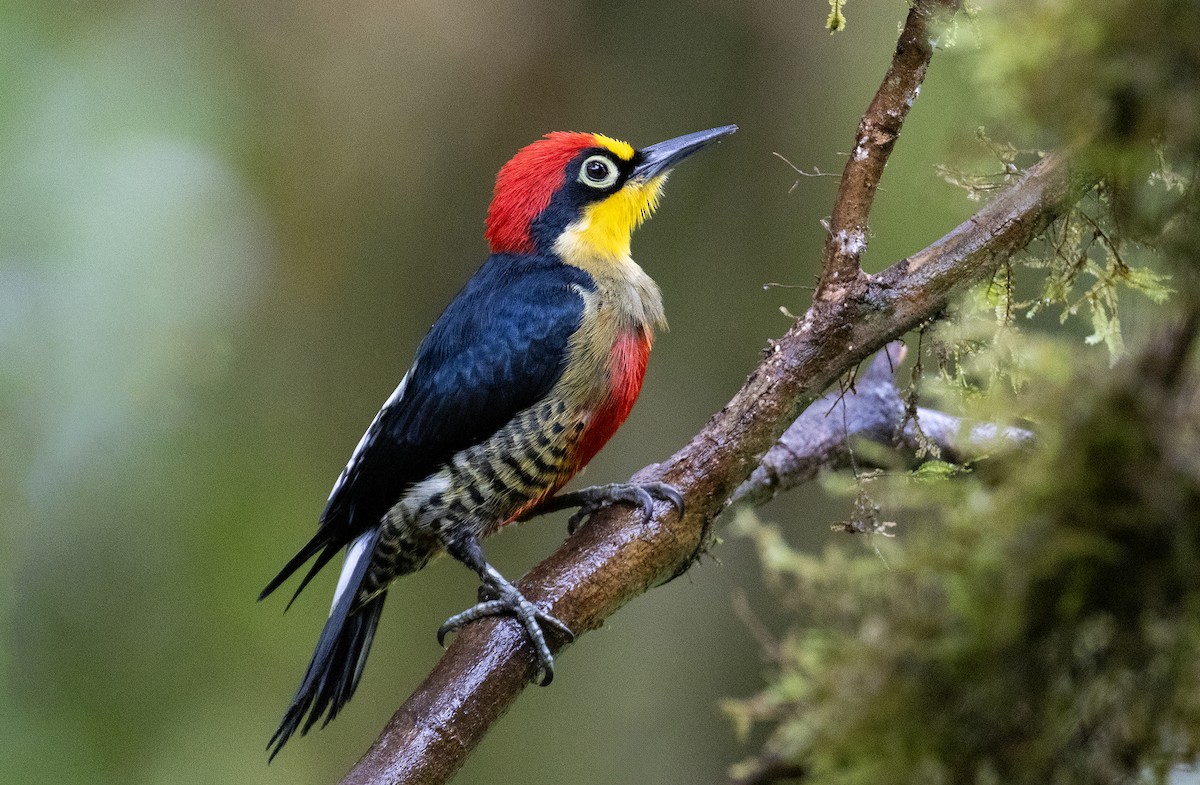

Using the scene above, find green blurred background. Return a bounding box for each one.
[0,1,994,783]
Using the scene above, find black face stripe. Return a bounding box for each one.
[526,148,636,252]
[581,156,617,187]
[570,148,633,192]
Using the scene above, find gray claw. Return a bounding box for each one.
[438,599,508,647]
[655,482,686,515]
[563,481,685,534]
[437,586,573,685]
[566,507,592,535]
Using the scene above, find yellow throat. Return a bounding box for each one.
[558,175,667,261]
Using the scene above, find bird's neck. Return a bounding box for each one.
[545,241,664,474]
[552,238,666,334]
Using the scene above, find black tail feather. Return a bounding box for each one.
[283,545,340,612]
[259,528,333,602]
[268,532,384,761]
[268,591,386,759]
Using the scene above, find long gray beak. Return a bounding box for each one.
[632,124,738,180]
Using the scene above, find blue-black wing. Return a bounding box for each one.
[264,253,591,757]
[260,253,591,603]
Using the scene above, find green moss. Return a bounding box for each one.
[826,0,848,32]
[974,0,1200,157]
[729,349,1200,783]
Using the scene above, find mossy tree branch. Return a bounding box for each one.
[730,342,1034,510]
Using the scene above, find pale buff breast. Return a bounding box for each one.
[550,250,665,412]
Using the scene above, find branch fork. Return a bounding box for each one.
[815,0,962,301]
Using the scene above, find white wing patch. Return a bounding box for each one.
[330,530,374,614]
[326,366,415,502]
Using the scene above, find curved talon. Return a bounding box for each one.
[437,589,573,684]
[566,506,596,535]
[539,612,575,641]
[655,483,686,516]
[438,599,509,647]
[562,481,686,534]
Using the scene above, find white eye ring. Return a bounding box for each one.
[578,155,619,189]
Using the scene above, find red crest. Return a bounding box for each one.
[484,132,599,254]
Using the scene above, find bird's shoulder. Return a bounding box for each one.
[409,252,594,398]
[430,252,595,338]
[322,253,592,526]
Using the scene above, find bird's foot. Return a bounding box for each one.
[438,573,573,686]
[552,481,685,534]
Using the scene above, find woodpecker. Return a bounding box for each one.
[262,125,737,757]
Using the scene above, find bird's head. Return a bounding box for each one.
[485,125,737,261]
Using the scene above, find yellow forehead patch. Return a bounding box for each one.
[592,133,635,161]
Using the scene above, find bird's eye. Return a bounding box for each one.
[578,155,619,189]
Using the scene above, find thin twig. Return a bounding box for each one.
[815,0,962,301]
[773,152,840,193]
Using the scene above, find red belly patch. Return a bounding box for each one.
[574,329,653,471]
